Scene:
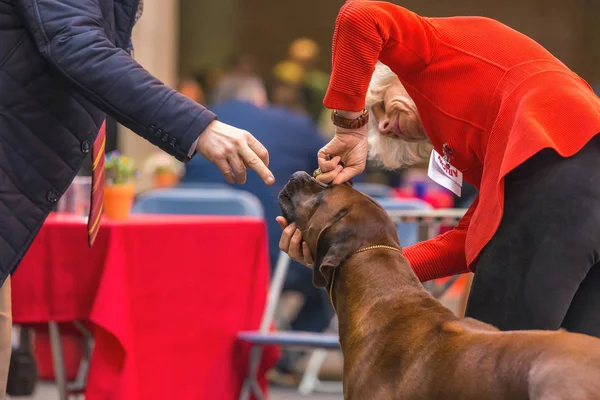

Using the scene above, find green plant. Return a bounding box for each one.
[143,152,185,176]
[105,151,139,185]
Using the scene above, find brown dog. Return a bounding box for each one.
[278,171,600,400]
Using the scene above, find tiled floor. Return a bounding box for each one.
[8,382,343,400]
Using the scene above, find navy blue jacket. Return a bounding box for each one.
[0,0,216,284]
[182,100,326,274]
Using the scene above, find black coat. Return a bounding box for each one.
[0,0,217,284]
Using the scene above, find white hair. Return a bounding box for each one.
[365,62,432,170]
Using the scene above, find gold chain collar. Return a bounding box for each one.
[327,245,402,314]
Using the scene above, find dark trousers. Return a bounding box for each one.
[284,263,334,333]
[465,135,600,338]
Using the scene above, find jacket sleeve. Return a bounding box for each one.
[16,0,216,161]
[402,196,478,282]
[324,0,435,111]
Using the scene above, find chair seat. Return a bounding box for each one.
[237,331,340,349]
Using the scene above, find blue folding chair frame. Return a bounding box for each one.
[373,197,433,247]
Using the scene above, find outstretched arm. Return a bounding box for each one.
[16,0,214,162]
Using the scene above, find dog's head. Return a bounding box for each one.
[278,171,400,288]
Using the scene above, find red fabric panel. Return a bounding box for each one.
[12,214,279,400]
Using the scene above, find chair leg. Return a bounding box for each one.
[298,313,342,395]
[297,348,328,395]
[239,345,265,400]
[259,253,290,333]
[48,322,68,400]
[67,321,93,393]
[240,253,290,400]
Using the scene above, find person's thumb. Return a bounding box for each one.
[332,165,362,185]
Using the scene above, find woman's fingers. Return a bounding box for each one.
[288,229,303,261]
[302,242,314,266]
[278,222,305,263]
[318,150,342,173]
[279,222,296,252]
[276,217,313,266]
[315,165,343,184]
[276,216,288,230]
[332,165,363,185]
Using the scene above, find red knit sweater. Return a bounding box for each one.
[324,0,600,282]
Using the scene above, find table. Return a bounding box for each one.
[11,213,279,400]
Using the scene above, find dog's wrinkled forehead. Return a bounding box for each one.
[278,170,351,220]
[306,184,379,239]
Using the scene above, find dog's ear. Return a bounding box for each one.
[312,209,353,288]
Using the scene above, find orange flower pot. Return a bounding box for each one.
[103,183,135,221]
[153,171,179,189]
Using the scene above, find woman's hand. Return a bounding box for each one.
[196,120,275,185]
[318,122,369,185]
[276,217,314,267]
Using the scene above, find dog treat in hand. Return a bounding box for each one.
[313,154,346,180]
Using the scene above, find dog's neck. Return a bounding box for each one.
[331,249,457,366]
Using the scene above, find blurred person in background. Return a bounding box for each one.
[279,0,600,338]
[270,60,308,114]
[1,0,275,393]
[194,67,226,105]
[210,74,269,107]
[177,76,206,105]
[181,75,333,384]
[226,53,259,77]
[274,38,333,128]
[287,38,330,122]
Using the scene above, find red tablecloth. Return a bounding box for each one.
[11,213,279,400]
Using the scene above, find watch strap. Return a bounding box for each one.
[331,108,369,129]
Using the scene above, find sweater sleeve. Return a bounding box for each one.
[402,196,478,282]
[323,0,435,111]
[16,0,216,162]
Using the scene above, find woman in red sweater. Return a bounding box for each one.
[278,0,600,336]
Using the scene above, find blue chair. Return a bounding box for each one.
[374,197,433,247]
[352,182,394,198]
[132,188,264,217]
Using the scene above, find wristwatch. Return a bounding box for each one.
[331,108,369,129]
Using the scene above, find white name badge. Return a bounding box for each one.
[427,150,463,197]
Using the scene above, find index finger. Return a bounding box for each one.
[317,152,341,173]
[239,144,275,185]
[315,164,343,184]
[332,165,362,185]
[247,133,270,167]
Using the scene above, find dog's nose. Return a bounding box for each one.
[291,171,311,182]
